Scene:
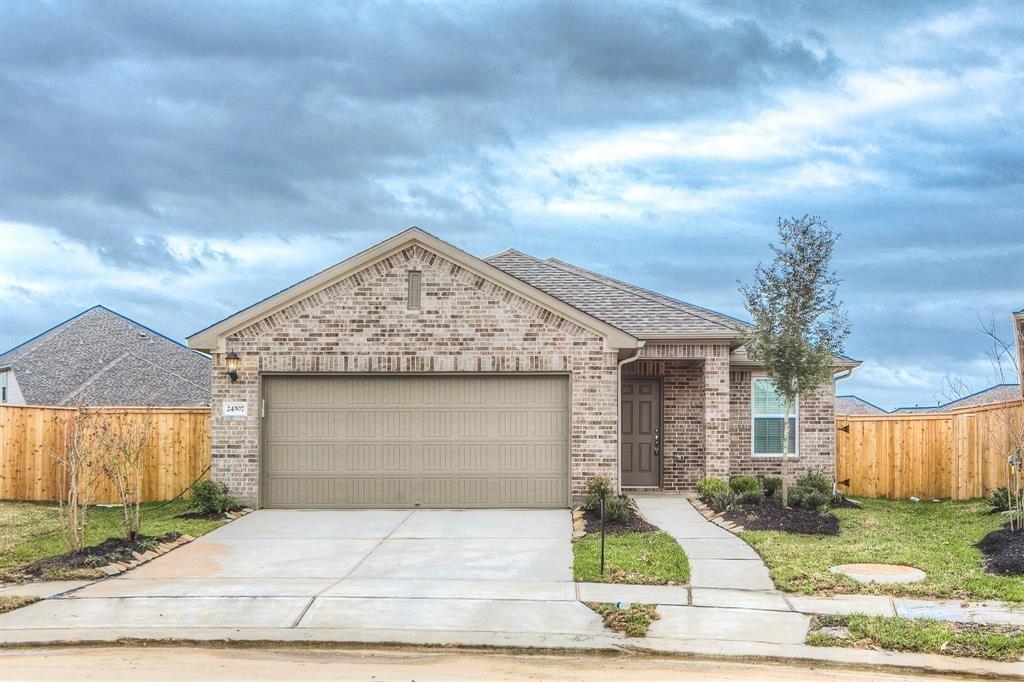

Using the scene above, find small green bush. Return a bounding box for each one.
[188,480,240,515]
[729,476,762,495]
[602,495,632,523]
[582,476,614,512]
[795,472,833,496]
[989,486,1024,512]
[736,490,764,506]
[788,485,832,511]
[708,488,738,513]
[760,477,782,498]
[697,477,729,504]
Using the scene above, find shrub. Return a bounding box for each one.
[989,486,1024,512]
[697,477,729,504]
[788,485,832,511]
[760,477,782,498]
[602,495,632,523]
[188,480,240,515]
[729,476,762,495]
[582,476,614,512]
[581,476,632,522]
[708,488,738,513]
[736,490,764,506]
[795,472,833,496]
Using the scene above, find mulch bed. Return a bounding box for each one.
[976,527,1024,576]
[175,510,230,520]
[723,501,840,535]
[581,506,659,534]
[21,532,181,577]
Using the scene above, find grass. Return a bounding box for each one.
[0,595,39,614]
[586,602,660,637]
[0,499,228,580]
[739,498,1024,601]
[573,531,689,585]
[807,614,1024,662]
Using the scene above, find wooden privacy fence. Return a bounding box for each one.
[0,405,211,503]
[837,399,1024,500]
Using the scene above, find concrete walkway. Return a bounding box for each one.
[633,495,774,591]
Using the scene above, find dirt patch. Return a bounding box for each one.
[724,501,840,535]
[977,527,1024,576]
[586,601,660,637]
[19,532,181,579]
[0,595,39,614]
[581,506,659,534]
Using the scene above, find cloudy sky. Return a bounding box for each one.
[1,0,1021,410]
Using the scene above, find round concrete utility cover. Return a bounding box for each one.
[829,563,926,584]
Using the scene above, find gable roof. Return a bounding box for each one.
[485,249,745,339]
[0,306,211,406]
[187,227,639,352]
[836,395,888,415]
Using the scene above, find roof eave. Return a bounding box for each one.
[187,227,640,353]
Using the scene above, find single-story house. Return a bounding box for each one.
[0,305,211,407]
[835,395,887,415]
[188,228,859,509]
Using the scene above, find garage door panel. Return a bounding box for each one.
[262,375,569,508]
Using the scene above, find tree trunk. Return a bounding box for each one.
[781,398,792,507]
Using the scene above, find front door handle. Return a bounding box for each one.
[654,428,660,457]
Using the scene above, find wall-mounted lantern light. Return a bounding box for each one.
[225,351,241,383]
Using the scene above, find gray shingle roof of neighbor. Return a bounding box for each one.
[0,306,211,407]
[485,249,748,337]
[836,395,888,415]
[891,384,1022,414]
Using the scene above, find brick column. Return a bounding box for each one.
[703,353,731,479]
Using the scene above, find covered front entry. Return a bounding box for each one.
[261,374,570,509]
[621,378,662,487]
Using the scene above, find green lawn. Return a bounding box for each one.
[807,614,1024,662]
[0,500,228,580]
[741,498,1024,601]
[573,531,689,585]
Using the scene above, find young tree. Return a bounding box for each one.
[740,216,850,506]
[46,406,102,551]
[96,408,152,541]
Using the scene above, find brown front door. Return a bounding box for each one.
[621,379,661,487]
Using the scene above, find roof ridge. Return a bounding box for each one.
[0,305,104,363]
[540,257,744,333]
[484,248,541,262]
[59,349,132,406]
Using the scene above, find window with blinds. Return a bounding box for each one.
[752,378,797,456]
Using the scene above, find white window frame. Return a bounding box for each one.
[751,376,798,458]
[0,371,7,403]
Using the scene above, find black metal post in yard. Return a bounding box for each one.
[599,486,606,575]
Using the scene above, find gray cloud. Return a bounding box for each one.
[0,0,1021,409]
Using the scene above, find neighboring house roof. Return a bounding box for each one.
[892,383,1022,415]
[940,384,1021,410]
[0,306,211,406]
[484,249,744,338]
[836,395,888,415]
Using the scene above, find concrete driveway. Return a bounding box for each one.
[0,509,608,640]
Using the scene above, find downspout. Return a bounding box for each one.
[616,341,646,495]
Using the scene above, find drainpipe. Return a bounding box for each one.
[616,341,646,495]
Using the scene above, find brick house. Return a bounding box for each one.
[188,228,858,508]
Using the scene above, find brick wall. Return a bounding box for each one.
[729,369,836,482]
[212,244,619,506]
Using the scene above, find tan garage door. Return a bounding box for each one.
[261,374,570,508]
